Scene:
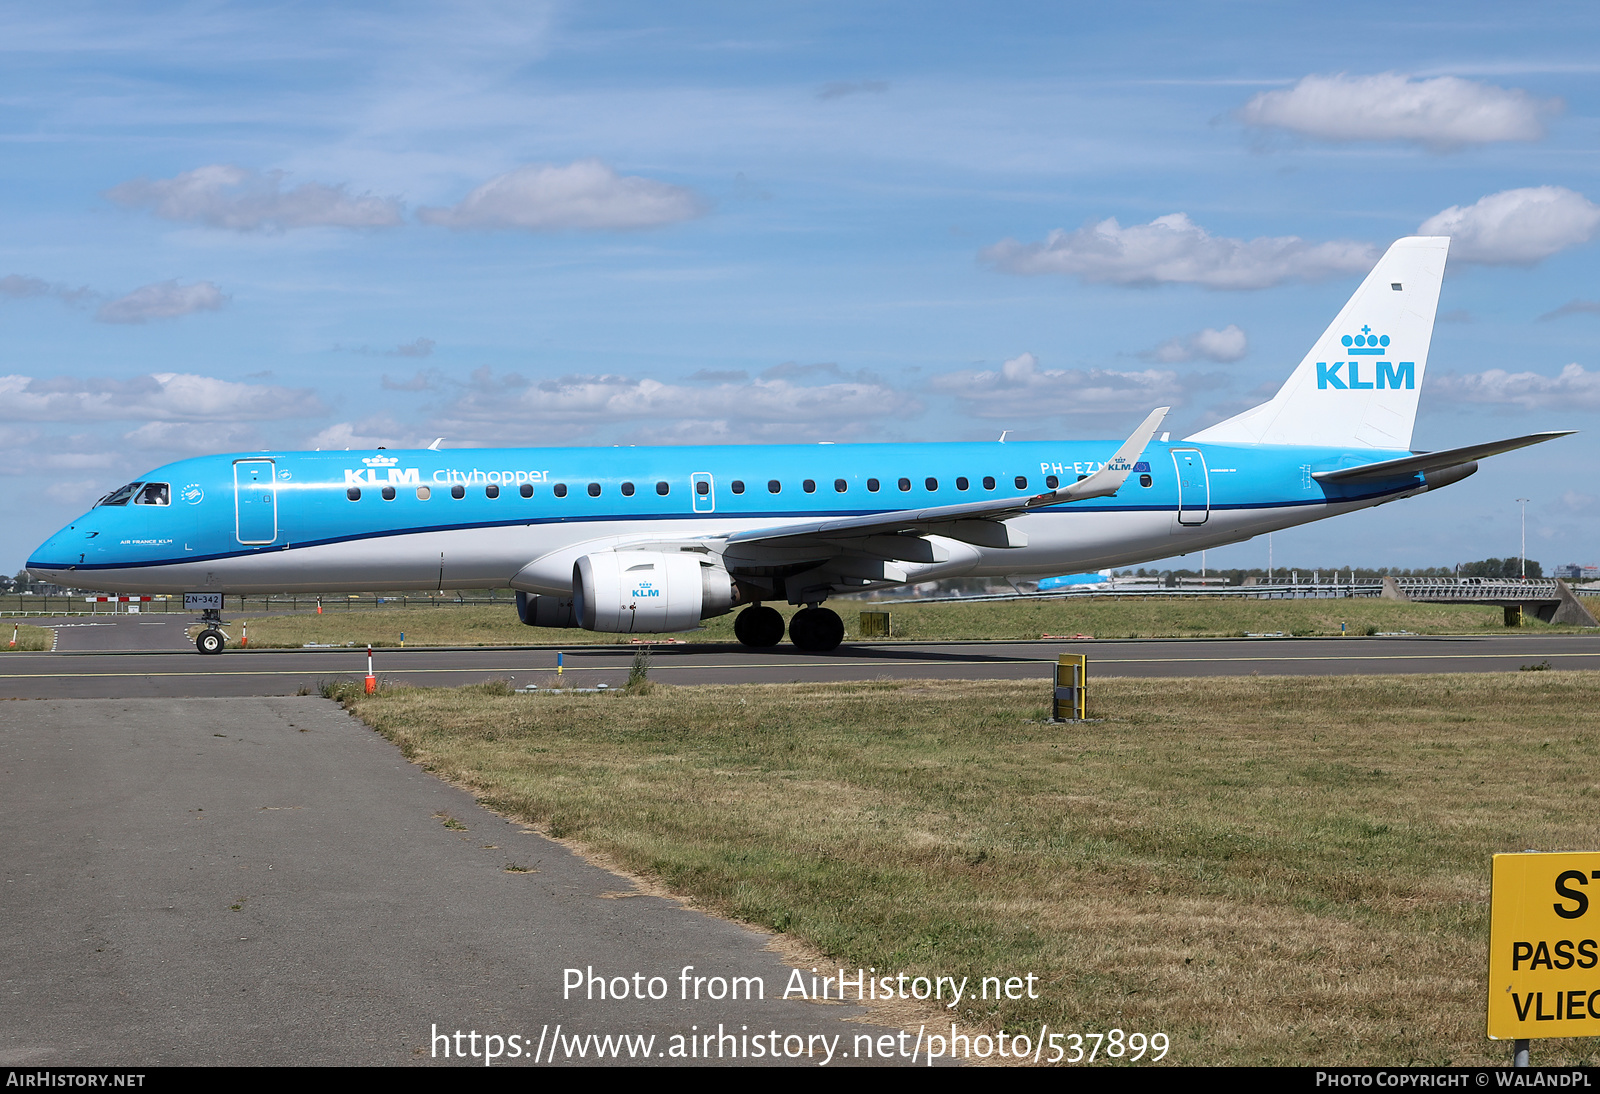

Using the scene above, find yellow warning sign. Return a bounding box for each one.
[1489,851,1600,1039]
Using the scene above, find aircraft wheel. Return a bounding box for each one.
[196,629,225,655]
[734,605,786,648]
[789,607,843,653]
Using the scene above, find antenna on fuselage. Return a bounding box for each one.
[998,430,1010,444]
[427,437,444,451]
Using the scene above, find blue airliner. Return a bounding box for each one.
[26,236,1571,654]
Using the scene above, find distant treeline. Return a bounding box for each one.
[1123,557,1543,582]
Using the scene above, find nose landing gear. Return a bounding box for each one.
[194,607,228,655]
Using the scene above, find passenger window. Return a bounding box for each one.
[656,481,669,495]
[730,480,744,495]
[347,487,361,501]
[982,476,996,490]
[485,484,499,499]
[554,483,568,498]
[519,483,533,498]
[621,482,636,497]
[1045,475,1059,490]
[834,479,847,493]
[924,477,937,491]
[956,477,969,490]
[897,477,911,492]
[134,483,170,506]
[1140,474,1153,488]
[867,478,880,492]
[768,480,781,494]
[803,479,816,493]
[382,486,396,501]
[1015,476,1028,490]
[451,484,465,500]
[417,486,432,500]
[588,483,601,497]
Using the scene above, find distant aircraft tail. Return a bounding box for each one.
[1186,236,1449,450]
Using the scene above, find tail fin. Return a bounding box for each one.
[1186,236,1449,450]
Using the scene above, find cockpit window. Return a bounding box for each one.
[133,483,170,506]
[95,482,142,508]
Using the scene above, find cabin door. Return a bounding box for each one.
[1171,449,1210,526]
[234,459,277,544]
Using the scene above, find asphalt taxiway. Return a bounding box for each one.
[1,614,1596,699]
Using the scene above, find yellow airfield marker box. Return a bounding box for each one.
[1489,851,1600,1040]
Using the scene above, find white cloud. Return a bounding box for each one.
[1142,325,1248,363]
[120,421,263,453]
[106,165,404,231]
[1419,187,1600,265]
[1429,363,1600,411]
[818,80,889,100]
[389,337,435,358]
[1237,73,1559,149]
[96,280,228,324]
[0,274,93,306]
[417,160,703,232]
[306,416,408,451]
[0,373,324,421]
[430,366,917,443]
[930,352,1219,419]
[1541,299,1600,321]
[981,214,1376,290]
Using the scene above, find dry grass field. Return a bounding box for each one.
[2,623,52,651]
[332,670,1600,1066]
[229,596,1565,649]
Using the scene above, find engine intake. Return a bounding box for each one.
[572,551,736,633]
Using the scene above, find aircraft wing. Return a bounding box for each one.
[1312,430,1576,484]
[722,407,1168,555]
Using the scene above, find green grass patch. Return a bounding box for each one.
[331,671,1600,1066]
[230,596,1561,649]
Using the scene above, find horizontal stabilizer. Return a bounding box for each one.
[1312,430,1576,484]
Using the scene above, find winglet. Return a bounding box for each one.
[1030,406,1169,507]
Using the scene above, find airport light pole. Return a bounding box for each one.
[1517,498,1529,579]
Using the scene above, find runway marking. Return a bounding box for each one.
[3,649,1599,681]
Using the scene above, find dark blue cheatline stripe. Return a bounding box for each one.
[32,484,1414,573]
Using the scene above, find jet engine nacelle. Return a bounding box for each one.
[572,551,737,633]
[515,591,579,628]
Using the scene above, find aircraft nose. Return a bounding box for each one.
[26,524,88,580]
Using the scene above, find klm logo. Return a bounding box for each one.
[345,466,422,485]
[1316,327,1414,390]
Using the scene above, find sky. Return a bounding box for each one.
[2,0,1598,574]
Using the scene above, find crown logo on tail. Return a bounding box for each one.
[1341,326,1390,356]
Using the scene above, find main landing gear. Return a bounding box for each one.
[195,608,227,655]
[735,603,845,653]
[733,604,786,648]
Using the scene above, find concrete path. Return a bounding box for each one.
[0,697,901,1066]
